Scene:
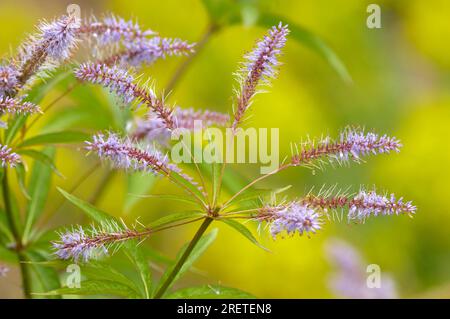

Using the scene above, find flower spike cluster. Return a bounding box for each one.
[52,220,147,262]
[133,107,230,145]
[255,187,415,239]
[75,63,175,129]
[0,65,20,97]
[103,37,195,68]
[15,15,80,88]
[291,128,402,168]
[300,189,416,221]
[86,133,171,176]
[79,14,156,46]
[0,144,21,167]
[260,202,322,238]
[0,96,41,115]
[232,23,289,130]
[86,132,204,195]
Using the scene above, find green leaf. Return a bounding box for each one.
[18,131,90,148]
[134,193,201,206]
[169,170,207,204]
[26,70,74,104]
[4,71,73,144]
[148,211,204,229]
[219,218,269,252]
[257,13,352,84]
[0,244,17,263]
[15,163,30,200]
[124,171,157,213]
[38,280,140,298]
[18,149,64,178]
[156,228,218,296]
[167,285,255,299]
[78,261,139,290]
[0,208,14,243]
[57,187,116,224]
[5,115,27,144]
[125,242,152,299]
[25,250,61,299]
[139,245,173,266]
[22,147,54,243]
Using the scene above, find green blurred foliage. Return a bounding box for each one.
[0,0,449,298]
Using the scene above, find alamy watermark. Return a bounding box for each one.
[170,121,280,174]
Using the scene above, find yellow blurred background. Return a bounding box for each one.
[0,0,449,298]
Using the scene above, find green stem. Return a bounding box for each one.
[2,169,32,298]
[154,217,213,298]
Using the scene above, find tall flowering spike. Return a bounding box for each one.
[0,96,41,115]
[0,144,21,167]
[232,23,289,130]
[16,15,80,88]
[291,128,402,168]
[132,117,172,146]
[79,14,155,46]
[262,202,322,238]
[0,65,19,97]
[39,15,80,60]
[300,189,416,221]
[347,190,416,221]
[75,63,174,129]
[52,221,144,262]
[132,108,229,147]
[86,132,204,194]
[102,37,195,68]
[173,107,230,130]
[75,63,136,104]
[86,132,170,175]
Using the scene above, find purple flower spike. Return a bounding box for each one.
[118,37,195,67]
[52,226,106,262]
[80,14,155,46]
[86,132,204,195]
[75,63,136,104]
[0,65,19,97]
[75,63,174,129]
[0,96,41,115]
[0,144,21,168]
[86,132,169,175]
[300,188,416,222]
[348,190,416,221]
[292,128,402,167]
[39,15,80,60]
[232,23,289,130]
[132,108,229,146]
[16,15,80,88]
[269,203,321,238]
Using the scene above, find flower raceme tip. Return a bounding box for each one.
[291,128,402,168]
[258,189,415,239]
[75,63,175,129]
[232,22,289,130]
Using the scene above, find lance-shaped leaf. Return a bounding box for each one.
[22,147,55,243]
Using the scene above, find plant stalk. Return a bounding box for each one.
[153,217,213,298]
[2,169,32,298]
